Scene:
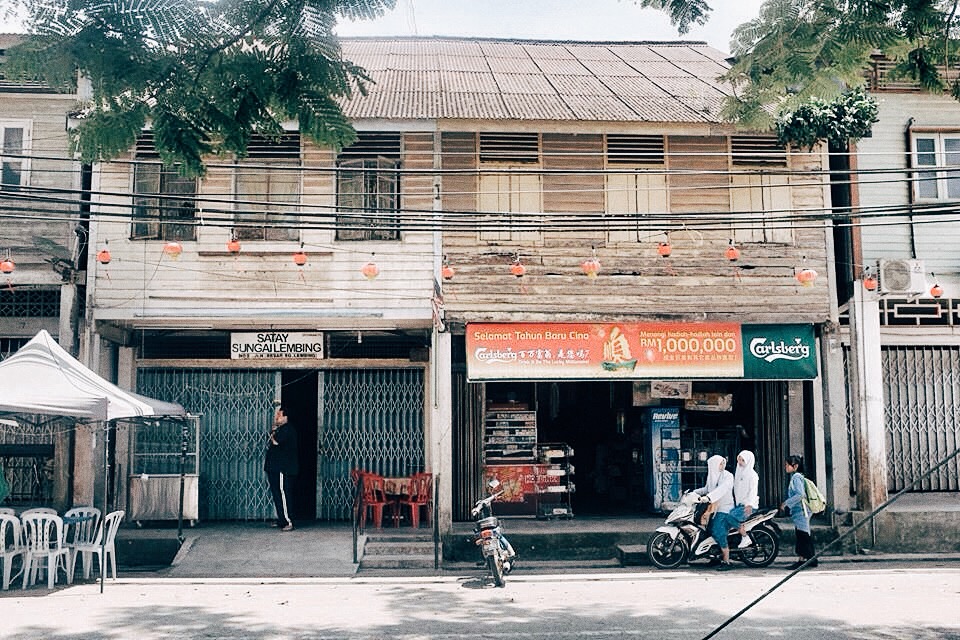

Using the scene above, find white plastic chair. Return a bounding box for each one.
[21,512,71,589]
[63,506,101,581]
[70,510,124,580]
[20,507,57,517]
[0,513,26,590]
[0,507,16,516]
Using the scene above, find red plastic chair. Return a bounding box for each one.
[397,472,433,529]
[359,474,391,529]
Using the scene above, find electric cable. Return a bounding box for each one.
[700,443,960,640]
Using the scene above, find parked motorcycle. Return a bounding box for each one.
[471,479,517,587]
[647,491,780,569]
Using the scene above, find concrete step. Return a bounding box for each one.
[359,553,437,570]
[617,544,649,566]
[364,540,436,555]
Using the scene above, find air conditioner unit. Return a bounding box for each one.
[878,258,926,295]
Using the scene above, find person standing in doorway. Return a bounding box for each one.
[265,406,299,531]
[780,454,818,569]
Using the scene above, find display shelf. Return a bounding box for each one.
[536,442,575,519]
[484,410,537,464]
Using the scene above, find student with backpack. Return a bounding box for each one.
[779,455,819,569]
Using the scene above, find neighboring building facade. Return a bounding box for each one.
[839,60,960,546]
[0,34,83,510]
[77,37,838,534]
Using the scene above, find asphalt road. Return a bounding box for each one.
[2,562,959,639]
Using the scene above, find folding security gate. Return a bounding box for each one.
[882,345,960,491]
[138,368,279,520]
[316,368,425,521]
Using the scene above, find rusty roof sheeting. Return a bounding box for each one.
[339,37,733,123]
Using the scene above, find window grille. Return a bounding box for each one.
[336,133,401,241]
[132,132,197,241]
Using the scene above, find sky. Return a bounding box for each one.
[335,0,768,54]
[0,1,768,54]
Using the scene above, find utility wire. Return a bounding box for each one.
[700,443,960,640]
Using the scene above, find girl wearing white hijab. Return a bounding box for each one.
[715,450,761,569]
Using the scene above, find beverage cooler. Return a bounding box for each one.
[645,407,682,511]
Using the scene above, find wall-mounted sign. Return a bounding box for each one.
[466,322,817,380]
[230,332,324,359]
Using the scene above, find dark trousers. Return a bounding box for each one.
[795,528,815,559]
[267,469,293,527]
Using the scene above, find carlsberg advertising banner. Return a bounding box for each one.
[466,322,817,381]
[741,324,818,379]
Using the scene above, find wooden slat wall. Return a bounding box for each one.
[89,135,436,325]
[0,93,80,285]
[441,131,832,326]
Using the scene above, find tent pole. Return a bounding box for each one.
[100,420,109,594]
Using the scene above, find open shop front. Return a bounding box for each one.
[463,321,819,518]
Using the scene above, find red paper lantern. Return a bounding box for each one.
[162,241,183,259]
[725,244,740,262]
[226,237,241,254]
[0,257,14,274]
[441,262,455,280]
[580,257,601,278]
[657,241,672,258]
[293,250,307,267]
[96,249,111,265]
[930,283,944,299]
[361,260,380,280]
[863,275,878,291]
[510,261,526,278]
[796,267,818,287]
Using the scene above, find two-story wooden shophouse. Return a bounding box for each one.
[84,37,836,530]
[0,34,83,510]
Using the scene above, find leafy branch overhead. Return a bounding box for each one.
[776,88,879,149]
[722,0,960,133]
[5,0,397,175]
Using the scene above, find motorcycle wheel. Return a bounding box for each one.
[739,526,779,568]
[487,553,506,587]
[646,531,688,569]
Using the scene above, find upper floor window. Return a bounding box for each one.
[913,132,960,201]
[605,134,668,242]
[131,133,196,241]
[1,121,30,190]
[336,133,401,241]
[235,133,300,241]
[478,133,541,242]
[730,136,792,244]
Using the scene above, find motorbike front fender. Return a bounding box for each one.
[655,525,681,539]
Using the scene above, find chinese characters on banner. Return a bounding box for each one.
[467,322,744,380]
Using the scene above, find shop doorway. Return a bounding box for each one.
[281,370,319,521]
[481,380,787,516]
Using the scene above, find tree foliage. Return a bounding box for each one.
[722,0,960,131]
[775,87,879,149]
[5,0,396,175]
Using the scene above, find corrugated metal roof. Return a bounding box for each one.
[339,37,733,124]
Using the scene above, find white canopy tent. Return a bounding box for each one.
[0,330,185,420]
[0,331,189,591]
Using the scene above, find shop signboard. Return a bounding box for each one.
[741,324,818,379]
[466,322,816,380]
[230,332,325,359]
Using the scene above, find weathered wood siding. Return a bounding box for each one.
[89,134,436,327]
[440,131,831,326]
[856,93,960,279]
[0,93,79,286]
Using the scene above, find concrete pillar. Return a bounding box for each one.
[113,346,137,515]
[820,326,852,512]
[429,330,453,533]
[849,287,888,511]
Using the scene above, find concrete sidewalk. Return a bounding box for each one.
[116,520,960,580]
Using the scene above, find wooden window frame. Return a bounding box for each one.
[911,131,960,202]
[730,136,792,244]
[605,135,668,242]
[131,162,197,241]
[335,156,401,242]
[0,120,30,191]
